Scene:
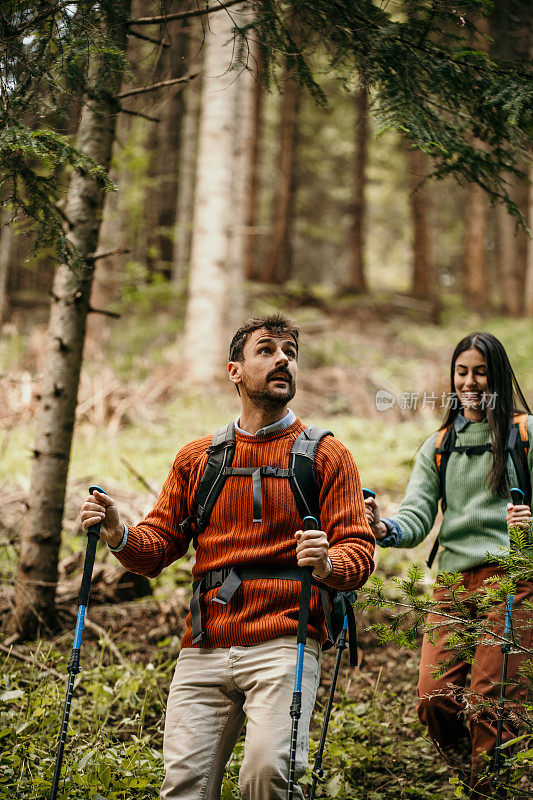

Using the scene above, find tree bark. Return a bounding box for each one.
[88,1,146,344]
[146,0,191,279]
[496,175,528,316]
[172,19,204,285]
[244,41,265,281]
[461,15,489,310]
[263,66,299,284]
[525,163,533,317]
[347,85,369,293]
[491,1,530,315]
[184,3,254,382]
[462,183,489,309]
[0,212,15,324]
[12,6,129,639]
[405,146,432,300]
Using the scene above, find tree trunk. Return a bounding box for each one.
[263,63,299,283]
[462,183,489,308]
[347,85,369,293]
[184,3,254,382]
[172,20,204,285]
[525,163,533,317]
[0,212,15,324]
[461,15,489,310]
[496,174,528,316]
[244,41,265,281]
[405,146,432,300]
[88,3,145,344]
[146,0,191,279]
[491,1,530,315]
[12,7,129,639]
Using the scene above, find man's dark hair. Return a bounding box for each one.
[229,314,299,363]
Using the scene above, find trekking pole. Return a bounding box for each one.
[309,606,349,800]
[287,515,317,800]
[50,485,106,800]
[309,488,374,799]
[493,486,523,777]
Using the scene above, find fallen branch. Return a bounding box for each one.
[120,457,159,498]
[87,306,121,319]
[83,617,127,665]
[0,643,64,680]
[118,73,198,99]
[75,378,122,419]
[128,29,170,47]
[87,247,130,262]
[119,108,161,123]
[127,0,243,27]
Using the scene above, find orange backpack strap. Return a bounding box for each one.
[434,426,450,473]
[434,424,456,508]
[513,412,529,447]
[509,412,531,507]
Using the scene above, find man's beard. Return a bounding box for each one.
[241,371,296,410]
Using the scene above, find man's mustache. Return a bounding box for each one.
[267,368,293,384]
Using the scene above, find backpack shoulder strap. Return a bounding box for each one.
[195,422,237,533]
[428,424,455,569]
[512,412,529,448]
[434,424,456,511]
[508,413,531,507]
[288,426,333,525]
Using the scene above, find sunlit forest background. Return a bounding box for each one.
[0,2,532,799]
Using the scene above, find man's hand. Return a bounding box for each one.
[80,490,124,548]
[364,496,388,540]
[294,527,331,579]
[506,503,532,532]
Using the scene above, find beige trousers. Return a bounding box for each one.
[161,636,321,800]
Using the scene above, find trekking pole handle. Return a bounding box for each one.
[88,484,107,536]
[510,487,524,507]
[77,485,106,608]
[297,516,317,644]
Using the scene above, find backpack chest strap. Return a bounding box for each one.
[221,466,295,523]
[452,444,492,456]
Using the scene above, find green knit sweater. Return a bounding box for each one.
[380,415,533,573]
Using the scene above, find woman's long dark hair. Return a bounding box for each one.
[440,332,531,498]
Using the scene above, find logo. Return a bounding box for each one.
[375,389,396,412]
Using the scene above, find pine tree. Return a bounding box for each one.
[11,2,131,639]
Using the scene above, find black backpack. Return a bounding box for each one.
[181,422,358,663]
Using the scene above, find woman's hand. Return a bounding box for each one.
[506,503,532,532]
[80,490,124,548]
[364,496,389,540]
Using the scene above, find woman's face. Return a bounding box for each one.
[453,347,489,422]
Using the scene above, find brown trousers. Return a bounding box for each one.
[417,563,533,791]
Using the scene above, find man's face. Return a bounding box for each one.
[229,328,298,408]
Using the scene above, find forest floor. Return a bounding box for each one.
[0,584,452,800]
[1,290,532,798]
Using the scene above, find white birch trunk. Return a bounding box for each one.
[184,3,254,382]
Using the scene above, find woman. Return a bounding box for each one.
[365,332,532,794]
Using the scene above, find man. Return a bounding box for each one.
[81,314,375,800]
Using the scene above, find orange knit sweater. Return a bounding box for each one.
[113,418,375,648]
